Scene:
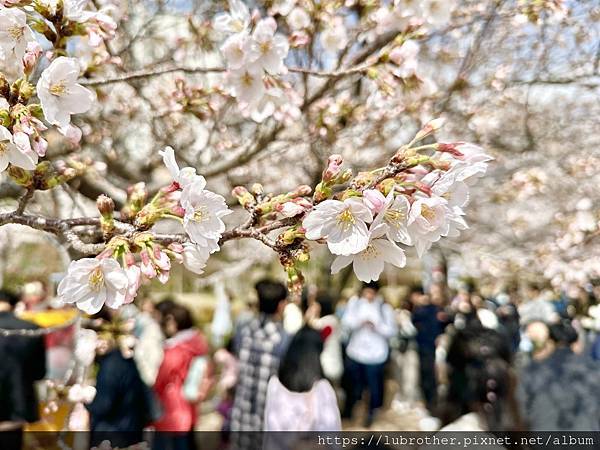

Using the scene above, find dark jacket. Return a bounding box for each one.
[86,349,151,447]
[0,311,46,423]
[518,347,600,431]
[412,304,444,353]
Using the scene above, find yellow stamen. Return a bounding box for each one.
[88,267,104,292]
[336,208,355,231]
[361,244,379,260]
[385,209,405,225]
[0,142,7,155]
[50,82,66,96]
[260,41,271,54]
[8,26,23,40]
[421,204,435,221]
[193,207,209,223]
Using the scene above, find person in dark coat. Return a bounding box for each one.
[411,288,445,413]
[518,321,600,431]
[86,345,151,448]
[0,289,47,450]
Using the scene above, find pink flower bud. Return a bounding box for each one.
[322,154,343,182]
[363,189,387,214]
[168,242,184,253]
[153,246,171,271]
[436,143,465,159]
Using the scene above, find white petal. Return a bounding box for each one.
[330,255,352,274]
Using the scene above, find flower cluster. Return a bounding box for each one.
[57,147,231,313]
[302,121,492,282]
[214,0,295,122]
[0,1,107,176]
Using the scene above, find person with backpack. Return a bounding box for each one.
[153,304,211,450]
[341,281,397,427]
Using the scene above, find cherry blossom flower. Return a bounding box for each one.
[57,257,129,314]
[213,0,250,34]
[331,228,407,282]
[422,170,470,208]
[248,18,289,75]
[371,192,413,245]
[226,67,265,105]
[124,264,141,304]
[159,146,204,188]
[221,31,251,70]
[407,196,450,256]
[390,40,420,78]
[183,241,218,274]
[0,7,35,63]
[320,17,348,53]
[181,179,232,247]
[287,7,311,31]
[36,57,95,127]
[0,126,38,171]
[421,0,454,27]
[303,198,373,256]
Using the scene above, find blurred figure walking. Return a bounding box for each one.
[230,280,289,447]
[264,326,341,431]
[0,289,46,450]
[153,304,210,450]
[341,281,397,427]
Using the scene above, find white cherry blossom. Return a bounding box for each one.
[213,0,250,34]
[303,198,373,256]
[227,67,265,105]
[183,241,219,274]
[287,7,311,30]
[181,179,232,247]
[159,146,205,188]
[248,18,289,75]
[407,196,450,256]
[0,126,38,172]
[420,0,454,26]
[331,228,407,282]
[36,57,95,127]
[320,17,348,53]
[0,7,35,62]
[57,257,129,314]
[371,192,413,245]
[221,31,251,70]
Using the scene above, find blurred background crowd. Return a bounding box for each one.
[1,274,599,450]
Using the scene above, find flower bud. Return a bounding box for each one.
[232,186,255,208]
[313,182,332,203]
[251,183,264,196]
[412,118,445,143]
[8,165,34,187]
[291,185,311,197]
[0,73,9,99]
[322,154,343,182]
[97,194,115,216]
[23,41,42,77]
[334,168,353,185]
[436,143,464,158]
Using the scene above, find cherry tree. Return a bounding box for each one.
[0,0,503,314]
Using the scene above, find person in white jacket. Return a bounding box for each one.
[341,281,397,427]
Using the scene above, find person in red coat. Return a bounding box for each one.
[153,304,208,450]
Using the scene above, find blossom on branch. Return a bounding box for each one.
[36,57,95,127]
[0,126,38,171]
[57,257,129,314]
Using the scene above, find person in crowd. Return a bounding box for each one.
[341,281,397,427]
[86,317,152,448]
[153,304,210,450]
[411,286,445,413]
[304,291,343,383]
[391,293,419,413]
[263,326,341,431]
[214,339,238,446]
[439,324,521,431]
[517,320,600,431]
[0,289,47,450]
[230,279,289,446]
[131,297,169,386]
